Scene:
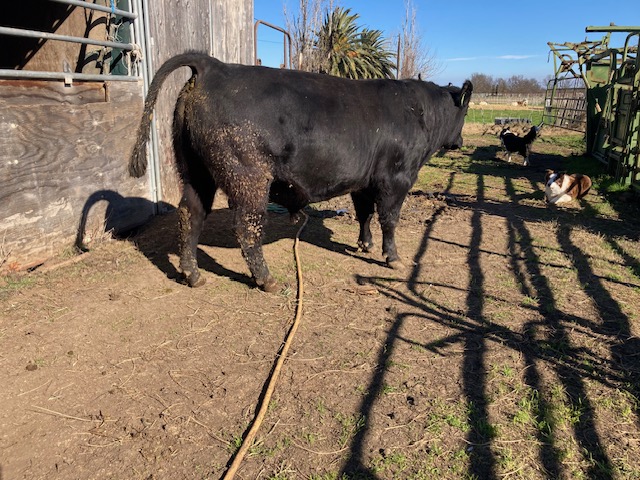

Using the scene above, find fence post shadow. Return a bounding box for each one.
[504,175,614,478]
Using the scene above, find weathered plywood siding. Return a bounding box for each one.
[0,81,147,270]
[146,0,254,206]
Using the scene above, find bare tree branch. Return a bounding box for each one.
[398,0,441,79]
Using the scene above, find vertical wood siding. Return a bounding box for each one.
[146,0,254,206]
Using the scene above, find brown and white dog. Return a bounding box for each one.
[544,170,592,204]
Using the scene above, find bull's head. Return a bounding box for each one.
[444,80,473,150]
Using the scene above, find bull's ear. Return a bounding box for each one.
[459,80,473,107]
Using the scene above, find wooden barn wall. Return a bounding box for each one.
[0,81,147,271]
[0,0,254,271]
[147,0,254,206]
[210,0,254,64]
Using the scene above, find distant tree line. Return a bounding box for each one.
[470,73,545,94]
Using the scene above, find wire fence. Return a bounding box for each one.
[466,93,545,125]
[466,107,544,125]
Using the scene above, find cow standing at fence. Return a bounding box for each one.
[130,52,472,291]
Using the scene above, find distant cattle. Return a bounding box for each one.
[130,52,472,291]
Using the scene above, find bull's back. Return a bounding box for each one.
[183,61,450,202]
[188,65,403,198]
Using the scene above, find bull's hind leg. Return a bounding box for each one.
[351,190,375,252]
[233,206,277,292]
[228,172,277,292]
[177,183,208,287]
[173,86,216,287]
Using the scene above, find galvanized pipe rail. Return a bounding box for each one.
[0,0,139,82]
[254,20,292,68]
[0,69,139,82]
[0,25,135,51]
[48,0,137,19]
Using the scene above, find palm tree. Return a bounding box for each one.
[316,7,395,79]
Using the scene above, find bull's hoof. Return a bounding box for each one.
[357,241,374,253]
[260,277,279,293]
[190,276,207,288]
[181,272,206,288]
[387,258,406,271]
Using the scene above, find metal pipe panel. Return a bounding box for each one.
[0,69,140,82]
[47,0,137,19]
[0,26,135,51]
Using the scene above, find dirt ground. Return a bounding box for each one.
[2,129,640,479]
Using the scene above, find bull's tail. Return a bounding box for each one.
[128,52,213,178]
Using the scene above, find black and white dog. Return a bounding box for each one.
[544,170,592,204]
[499,125,540,166]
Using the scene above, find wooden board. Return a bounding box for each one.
[0,80,148,270]
[145,0,254,206]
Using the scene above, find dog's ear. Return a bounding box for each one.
[418,73,422,81]
[544,169,554,182]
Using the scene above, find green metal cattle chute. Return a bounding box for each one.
[545,26,639,188]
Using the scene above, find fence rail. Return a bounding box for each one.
[0,0,140,81]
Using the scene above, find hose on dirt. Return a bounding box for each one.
[222,212,309,480]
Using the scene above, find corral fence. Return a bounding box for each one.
[543,77,587,132]
[547,26,639,188]
[467,93,545,125]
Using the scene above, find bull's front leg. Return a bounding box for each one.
[178,184,207,287]
[351,191,376,252]
[377,194,406,271]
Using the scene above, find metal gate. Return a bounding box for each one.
[546,26,640,188]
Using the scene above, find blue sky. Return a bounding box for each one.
[254,1,638,87]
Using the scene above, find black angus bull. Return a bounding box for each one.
[129,52,472,292]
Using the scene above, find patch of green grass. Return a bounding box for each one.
[0,274,34,294]
[335,412,366,448]
[541,134,586,150]
[496,446,516,472]
[499,364,515,377]
[303,432,318,445]
[249,436,292,458]
[370,451,407,475]
[381,384,398,395]
[411,344,427,354]
[355,384,368,396]
[316,398,327,416]
[385,359,410,370]
[466,108,544,125]
[229,433,243,453]
[444,412,469,431]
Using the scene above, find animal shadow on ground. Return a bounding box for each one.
[76,190,384,289]
[75,190,168,251]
